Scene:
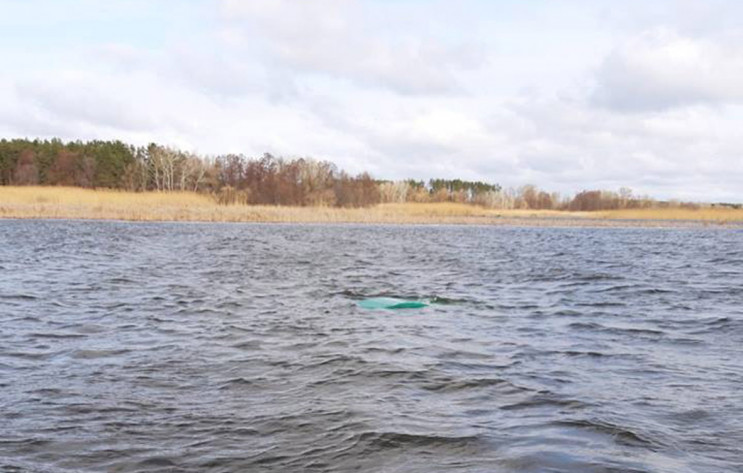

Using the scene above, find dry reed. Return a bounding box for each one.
[597,207,743,223]
[0,187,741,226]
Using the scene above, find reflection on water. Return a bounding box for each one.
[1,221,742,472]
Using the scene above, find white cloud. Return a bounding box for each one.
[218,0,484,95]
[16,74,158,133]
[493,96,743,201]
[592,28,743,111]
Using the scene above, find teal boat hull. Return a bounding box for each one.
[357,297,428,310]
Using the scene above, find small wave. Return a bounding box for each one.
[595,284,636,293]
[135,456,178,468]
[2,351,61,361]
[231,340,262,350]
[354,430,483,451]
[0,460,56,473]
[567,322,604,330]
[608,326,665,336]
[28,332,85,340]
[561,350,609,358]
[217,377,256,390]
[500,393,589,411]
[427,295,471,305]
[305,355,370,370]
[575,301,628,308]
[0,294,39,301]
[574,273,626,282]
[421,377,510,393]
[107,277,136,284]
[551,309,583,316]
[554,419,662,449]
[637,288,678,295]
[568,322,665,337]
[70,349,131,359]
[71,324,108,334]
[668,408,713,425]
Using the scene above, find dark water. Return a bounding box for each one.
[1,220,742,473]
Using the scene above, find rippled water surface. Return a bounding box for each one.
[1,220,742,473]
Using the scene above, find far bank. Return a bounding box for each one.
[1,186,742,227]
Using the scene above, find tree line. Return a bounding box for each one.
[0,137,686,210]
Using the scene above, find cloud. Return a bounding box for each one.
[15,74,158,133]
[218,0,484,95]
[592,28,743,111]
[492,94,743,201]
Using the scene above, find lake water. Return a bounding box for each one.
[1,220,742,473]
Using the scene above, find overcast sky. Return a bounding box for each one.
[1,0,741,201]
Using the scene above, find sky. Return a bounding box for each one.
[0,0,741,202]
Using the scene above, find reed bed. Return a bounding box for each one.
[597,207,743,223]
[0,187,741,226]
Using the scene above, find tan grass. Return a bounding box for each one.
[0,185,214,207]
[0,186,740,226]
[595,207,743,223]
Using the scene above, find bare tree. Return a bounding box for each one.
[149,145,183,191]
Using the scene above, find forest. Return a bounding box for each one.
[0,138,702,210]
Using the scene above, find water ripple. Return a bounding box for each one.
[0,221,741,472]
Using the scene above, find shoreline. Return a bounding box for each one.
[2,209,741,229]
[1,187,742,228]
